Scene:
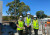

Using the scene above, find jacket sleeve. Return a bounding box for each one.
[24,18,27,26]
[29,19,32,26]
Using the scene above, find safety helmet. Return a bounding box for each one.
[34,15,37,17]
[27,12,30,14]
[20,16,22,17]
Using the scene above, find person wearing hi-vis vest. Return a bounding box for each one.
[24,12,32,35]
[16,16,24,35]
[32,15,39,35]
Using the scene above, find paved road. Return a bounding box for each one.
[14,30,42,35]
[14,33,42,35]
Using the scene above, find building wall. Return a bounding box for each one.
[0,1,3,23]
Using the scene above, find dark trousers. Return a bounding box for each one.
[34,29,38,35]
[25,26,31,35]
[18,30,23,35]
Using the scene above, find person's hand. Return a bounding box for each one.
[20,27,22,29]
[27,26,29,27]
[23,27,25,30]
[20,27,24,29]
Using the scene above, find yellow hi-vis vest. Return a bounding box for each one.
[25,17,31,26]
[17,20,24,30]
[33,20,39,29]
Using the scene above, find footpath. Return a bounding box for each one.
[14,30,43,35]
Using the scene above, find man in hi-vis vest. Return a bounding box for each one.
[16,16,24,35]
[24,12,32,35]
[32,15,39,35]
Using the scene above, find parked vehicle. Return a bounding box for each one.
[47,19,50,24]
[0,23,2,35]
[2,22,17,35]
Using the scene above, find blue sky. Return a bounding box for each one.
[1,0,50,16]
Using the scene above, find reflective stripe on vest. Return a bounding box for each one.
[33,20,39,29]
[17,20,24,30]
[25,17,31,25]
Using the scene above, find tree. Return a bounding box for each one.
[36,10,47,18]
[2,16,16,21]
[48,16,50,18]
[30,14,33,19]
[2,16,9,21]
[6,0,30,20]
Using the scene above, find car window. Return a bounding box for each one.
[48,20,50,22]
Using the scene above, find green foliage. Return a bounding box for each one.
[30,14,33,19]
[3,16,16,21]
[47,16,50,18]
[6,0,30,19]
[36,10,47,18]
[2,16,9,21]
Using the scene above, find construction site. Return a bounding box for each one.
[0,0,50,35]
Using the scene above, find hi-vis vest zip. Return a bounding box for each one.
[17,20,24,30]
[25,17,31,25]
[33,20,39,29]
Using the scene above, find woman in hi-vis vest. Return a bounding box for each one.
[16,16,24,35]
[32,15,39,35]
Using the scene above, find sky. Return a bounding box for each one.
[1,0,50,16]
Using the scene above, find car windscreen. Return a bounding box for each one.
[48,20,50,22]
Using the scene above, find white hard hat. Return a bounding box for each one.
[27,12,30,14]
[34,15,37,17]
[20,16,22,17]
